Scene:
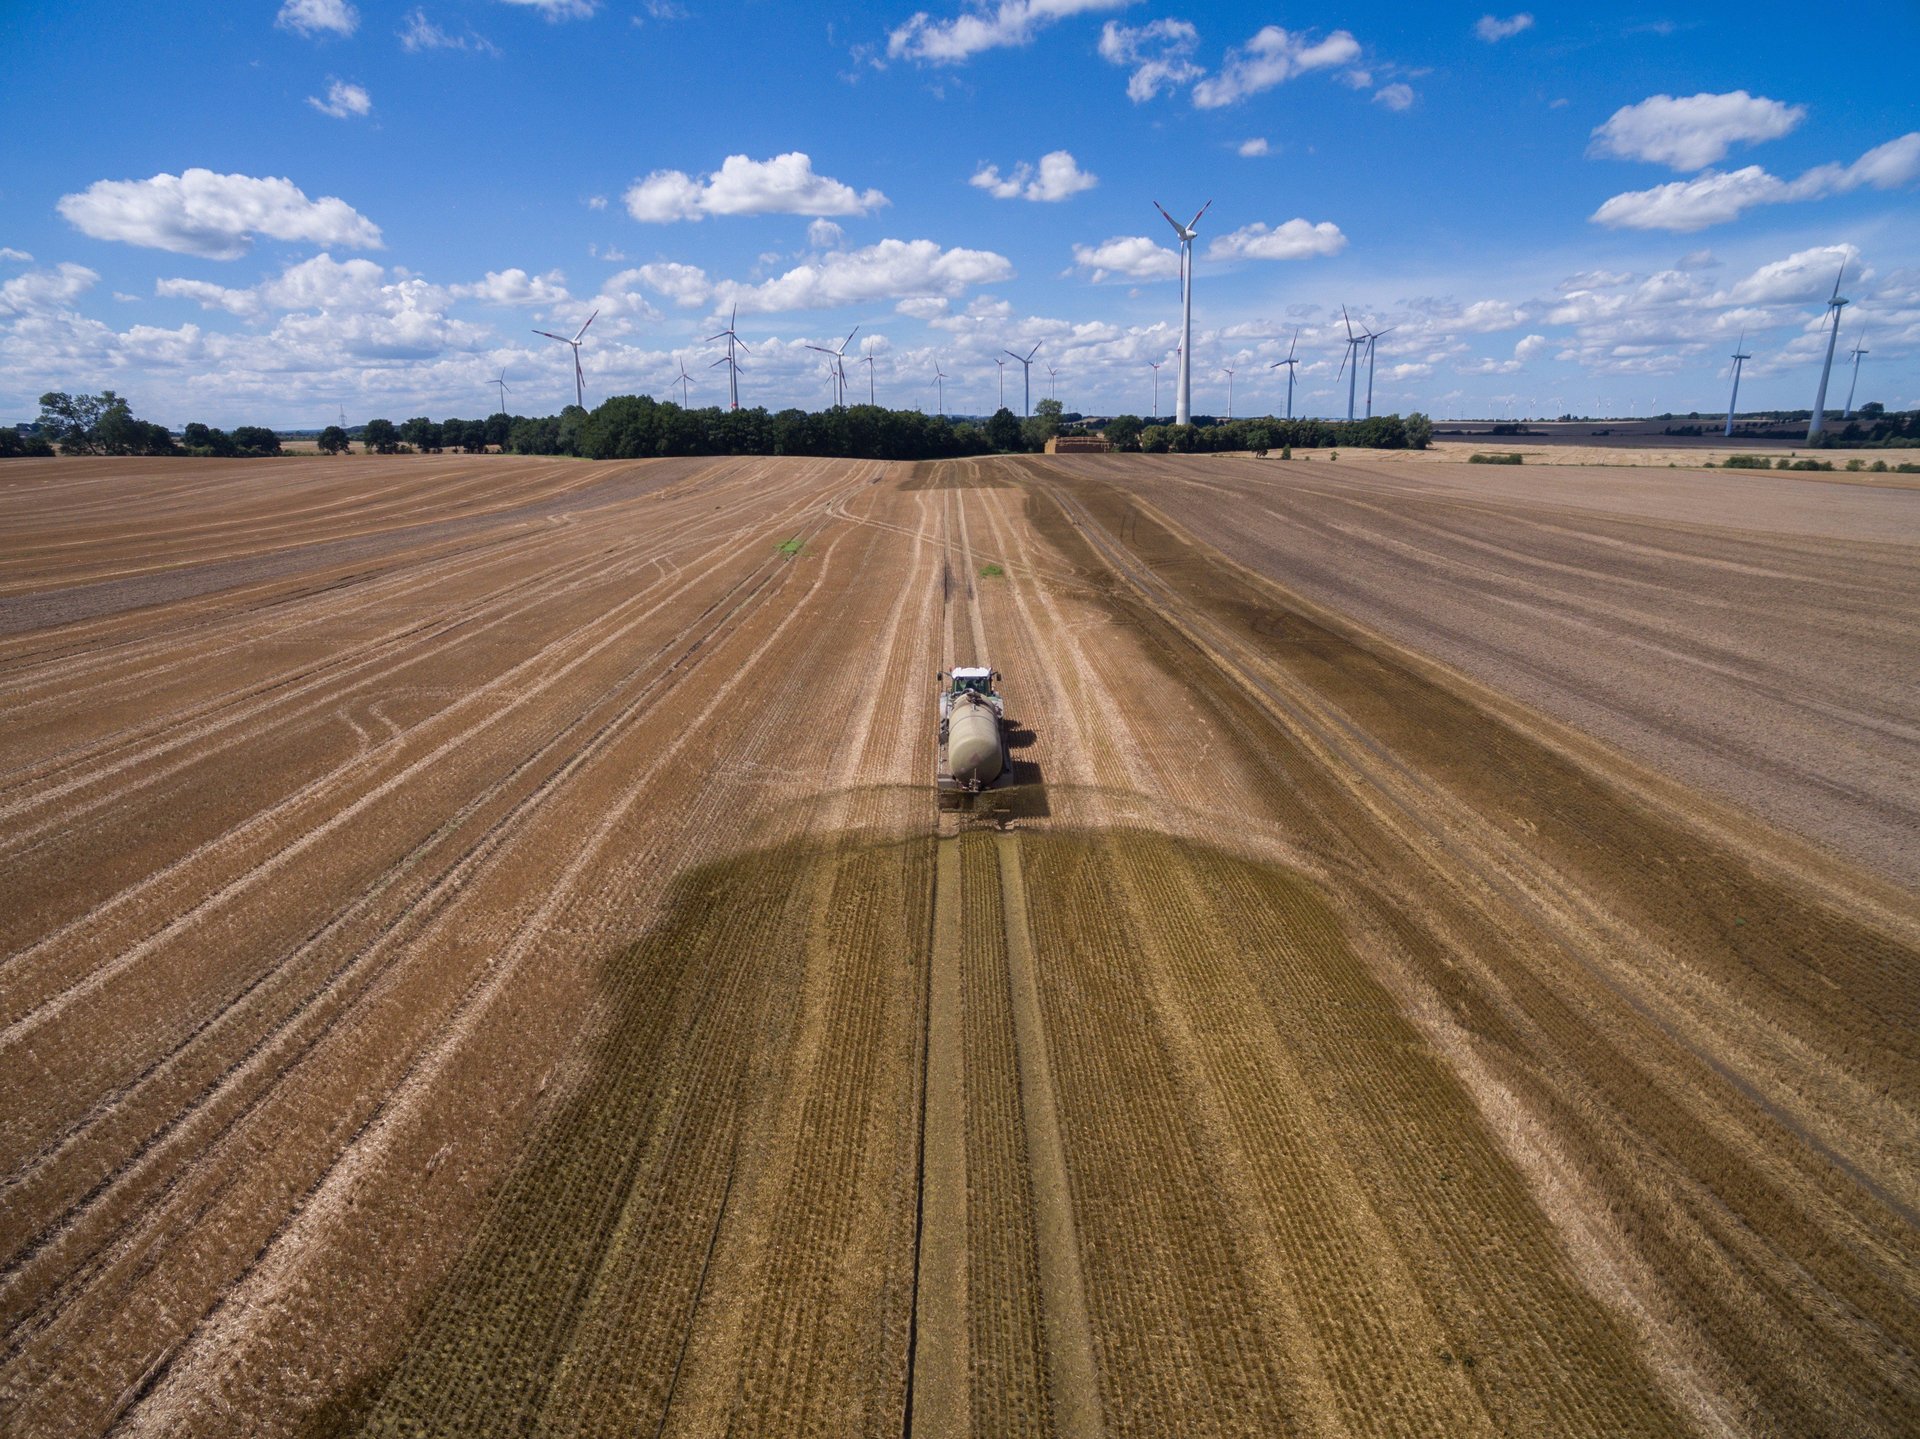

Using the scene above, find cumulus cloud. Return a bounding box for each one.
[625,153,887,223]
[1206,220,1347,262]
[617,261,714,308]
[399,8,498,53]
[808,219,847,249]
[1373,82,1413,111]
[1191,25,1360,109]
[1237,138,1270,157]
[1097,18,1203,102]
[1592,132,1920,231]
[308,79,372,119]
[453,268,572,307]
[970,150,1097,202]
[1460,332,1548,375]
[1474,13,1533,42]
[498,0,599,19]
[708,238,1011,314]
[1589,90,1805,170]
[277,0,358,38]
[0,262,100,316]
[0,247,31,262]
[1717,244,1860,306]
[58,170,383,259]
[1072,236,1180,282]
[888,0,1130,65]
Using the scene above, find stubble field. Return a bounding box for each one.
[0,450,1914,1437]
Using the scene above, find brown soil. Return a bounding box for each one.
[0,452,1912,1438]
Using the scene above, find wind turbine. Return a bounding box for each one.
[532,310,597,410]
[1149,360,1162,418]
[706,303,748,410]
[1807,260,1849,441]
[1220,365,1236,420]
[1045,362,1059,402]
[488,372,510,415]
[932,359,948,418]
[672,355,693,407]
[1723,331,1751,438]
[1335,307,1364,421]
[1003,342,1041,417]
[1363,325,1395,418]
[861,339,879,406]
[1844,328,1869,418]
[995,356,1007,411]
[1153,198,1212,425]
[1269,326,1299,420]
[806,325,859,408]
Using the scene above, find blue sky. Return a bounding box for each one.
[2,0,1916,426]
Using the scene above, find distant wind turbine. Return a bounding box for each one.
[806,325,860,408]
[995,356,1007,411]
[932,359,948,418]
[1269,326,1299,420]
[489,371,510,415]
[1807,261,1849,442]
[1844,328,1869,418]
[1221,364,1236,420]
[1003,342,1041,417]
[532,310,597,410]
[1335,307,1364,421]
[1149,359,1162,418]
[861,340,879,406]
[1363,325,1395,418]
[706,303,748,410]
[1153,198,1212,425]
[672,355,693,407]
[1045,362,1058,402]
[1724,331,1751,438]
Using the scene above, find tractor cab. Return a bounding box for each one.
[949,666,995,697]
[938,666,1004,722]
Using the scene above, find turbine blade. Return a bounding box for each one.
[1188,199,1212,230]
[1152,200,1186,239]
[842,324,860,353]
[1831,260,1846,301]
[574,309,599,342]
[1342,305,1353,341]
[533,329,568,341]
[1288,324,1299,360]
[735,339,751,354]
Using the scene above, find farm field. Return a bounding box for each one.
[0,451,1915,1437]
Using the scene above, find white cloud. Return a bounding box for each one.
[497,0,599,20]
[58,170,383,259]
[1206,220,1347,262]
[1589,91,1805,170]
[453,268,572,307]
[807,219,847,249]
[1237,138,1270,157]
[1592,133,1920,231]
[1373,83,1413,111]
[1097,18,1202,103]
[0,248,31,262]
[1072,236,1179,282]
[1718,245,1860,306]
[1453,299,1530,331]
[1191,25,1361,109]
[896,296,950,320]
[586,195,608,211]
[1474,13,1533,42]
[888,0,1131,65]
[308,79,372,119]
[0,262,99,316]
[625,153,887,223]
[399,8,498,53]
[716,238,1013,314]
[277,0,358,38]
[619,261,714,308]
[1460,332,1548,375]
[1514,333,1548,361]
[970,150,1097,202]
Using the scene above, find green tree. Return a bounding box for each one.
[1404,411,1433,449]
[317,425,351,454]
[230,426,281,456]
[399,417,441,452]
[1104,414,1143,451]
[38,391,126,454]
[363,418,400,453]
[984,407,1021,451]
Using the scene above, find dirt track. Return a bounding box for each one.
[0,452,1914,1437]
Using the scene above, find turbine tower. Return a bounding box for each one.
[1149,360,1162,418]
[995,356,1007,411]
[673,355,693,407]
[1723,331,1751,438]
[706,303,748,410]
[1003,342,1041,417]
[932,359,948,418]
[1363,325,1395,419]
[532,310,598,410]
[489,371,510,415]
[1335,307,1364,421]
[1269,326,1299,420]
[1046,363,1058,401]
[1153,199,1212,425]
[861,340,879,406]
[1844,329,1869,418]
[1220,365,1235,420]
[806,325,860,408]
[1807,261,1849,442]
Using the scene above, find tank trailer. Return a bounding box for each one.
[936,665,1009,805]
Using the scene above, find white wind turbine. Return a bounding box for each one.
[1153,199,1211,425]
[932,359,949,418]
[1045,362,1059,402]
[1844,328,1869,418]
[861,339,880,406]
[1723,331,1751,438]
[672,355,693,407]
[1335,307,1364,420]
[1807,261,1849,441]
[1363,324,1395,418]
[707,303,748,410]
[532,309,597,410]
[1004,341,1041,417]
[1220,364,1236,420]
[1269,326,1299,420]
[489,371,510,415]
[807,325,860,408]
[995,356,1007,411]
[1149,359,1162,418]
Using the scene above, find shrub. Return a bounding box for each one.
[1467,452,1524,465]
[1721,454,1771,469]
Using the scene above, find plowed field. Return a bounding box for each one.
[1,451,1914,1438]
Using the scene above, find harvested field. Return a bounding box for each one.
[1,451,1914,1438]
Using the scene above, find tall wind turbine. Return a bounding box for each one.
[1045,362,1058,401]
[1844,329,1869,418]
[932,359,948,418]
[1149,360,1162,418]
[1723,331,1751,438]
[1363,325,1395,418]
[1220,365,1236,420]
[995,356,1007,411]
[706,303,748,410]
[1269,326,1299,420]
[1807,261,1849,442]
[1335,307,1364,421]
[672,355,693,407]
[489,371,510,415]
[807,325,859,408]
[1004,342,1041,417]
[1154,199,1211,425]
[861,340,879,406]
[532,309,597,410]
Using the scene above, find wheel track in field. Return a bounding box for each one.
[0,464,877,1431]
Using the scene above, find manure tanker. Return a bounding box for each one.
[936,665,1008,801]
